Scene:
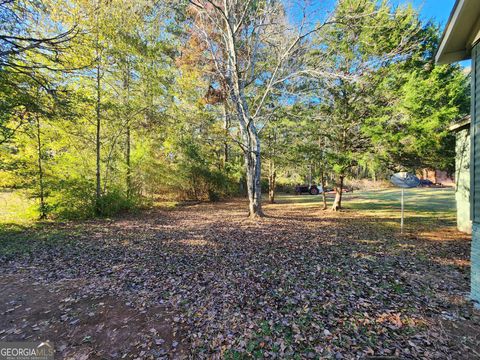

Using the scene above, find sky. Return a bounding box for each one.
[290,0,458,30]
[289,0,467,66]
[392,0,457,26]
[391,0,470,68]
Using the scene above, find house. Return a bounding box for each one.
[450,116,472,234]
[436,0,480,305]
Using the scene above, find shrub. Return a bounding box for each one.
[47,179,96,219]
[96,188,141,217]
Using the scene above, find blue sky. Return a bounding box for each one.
[391,0,470,67]
[288,0,464,65]
[289,0,466,66]
[290,1,457,29]
[391,0,456,26]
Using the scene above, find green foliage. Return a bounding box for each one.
[305,0,424,185]
[166,137,238,201]
[0,0,470,220]
[366,52,469,172]
[97,188,142,217]
[305,0,468,183]
[0,0,241,219]
[46,179,96,219]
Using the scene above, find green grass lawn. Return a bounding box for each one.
[274,187,456,227]
[1,187,456,225]
[0,189,74,259]
[0,189,38,225]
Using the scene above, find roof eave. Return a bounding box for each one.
[449,115,471,132]
[435,0,463,64]
[436,50,470,65]
[435,0,480,64]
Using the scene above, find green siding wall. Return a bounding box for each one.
[471,43,480,304]
[456,128,471,233]
[472,223,480,303]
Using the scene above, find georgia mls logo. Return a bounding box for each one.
[0,341,54,360]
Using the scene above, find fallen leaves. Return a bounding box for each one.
[0,199,477,358]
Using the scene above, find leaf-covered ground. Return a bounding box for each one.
[1,191,479,359]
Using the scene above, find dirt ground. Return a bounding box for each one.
[0,198,479,359]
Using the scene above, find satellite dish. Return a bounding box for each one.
[390,172,420,188]
[390,172,419,233]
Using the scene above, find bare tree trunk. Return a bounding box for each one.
[126,125,131,198]
[244,127,264,217]
[123,65,132,199]
[268,158,276,204]
[252,131,263,217]
[95,58,102,215]
[94,4,102,216]
[320,168,327,210]
[228,71,264,217]
[35,115,46,219]
[331,174,344,211]
[223,8,263,218]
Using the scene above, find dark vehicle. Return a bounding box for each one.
[295,184,322,195]
[419,179,434,187]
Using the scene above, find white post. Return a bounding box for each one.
[401,188,404,233]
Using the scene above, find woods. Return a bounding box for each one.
[2,1,479,358]
[0,0,468,217]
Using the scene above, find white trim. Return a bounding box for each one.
[438,50,469,64]
[436,0,465,63]
[467,18,480,49]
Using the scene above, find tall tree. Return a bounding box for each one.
[307,0,422,210]
[0,0,76,144]
[187,0,325,217]
[366,56,469,173]
[261,111,295,204]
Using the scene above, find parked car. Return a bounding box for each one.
[419,179,434,187]
[295,184,323,195]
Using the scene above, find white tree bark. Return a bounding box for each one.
[188,0,326,217]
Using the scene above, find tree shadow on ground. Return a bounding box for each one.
[0,194,476,358]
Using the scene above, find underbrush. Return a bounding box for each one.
[346,179,391,191]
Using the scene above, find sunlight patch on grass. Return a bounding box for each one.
[0,189,38,225]
[431,257,470,267]
[397,243,416,249]
[351,251,376,261]
[178,238,215,247]
[152,200,180,209]
[357,240,382,245]
[416,228,469,242]
[276,188,455,224]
